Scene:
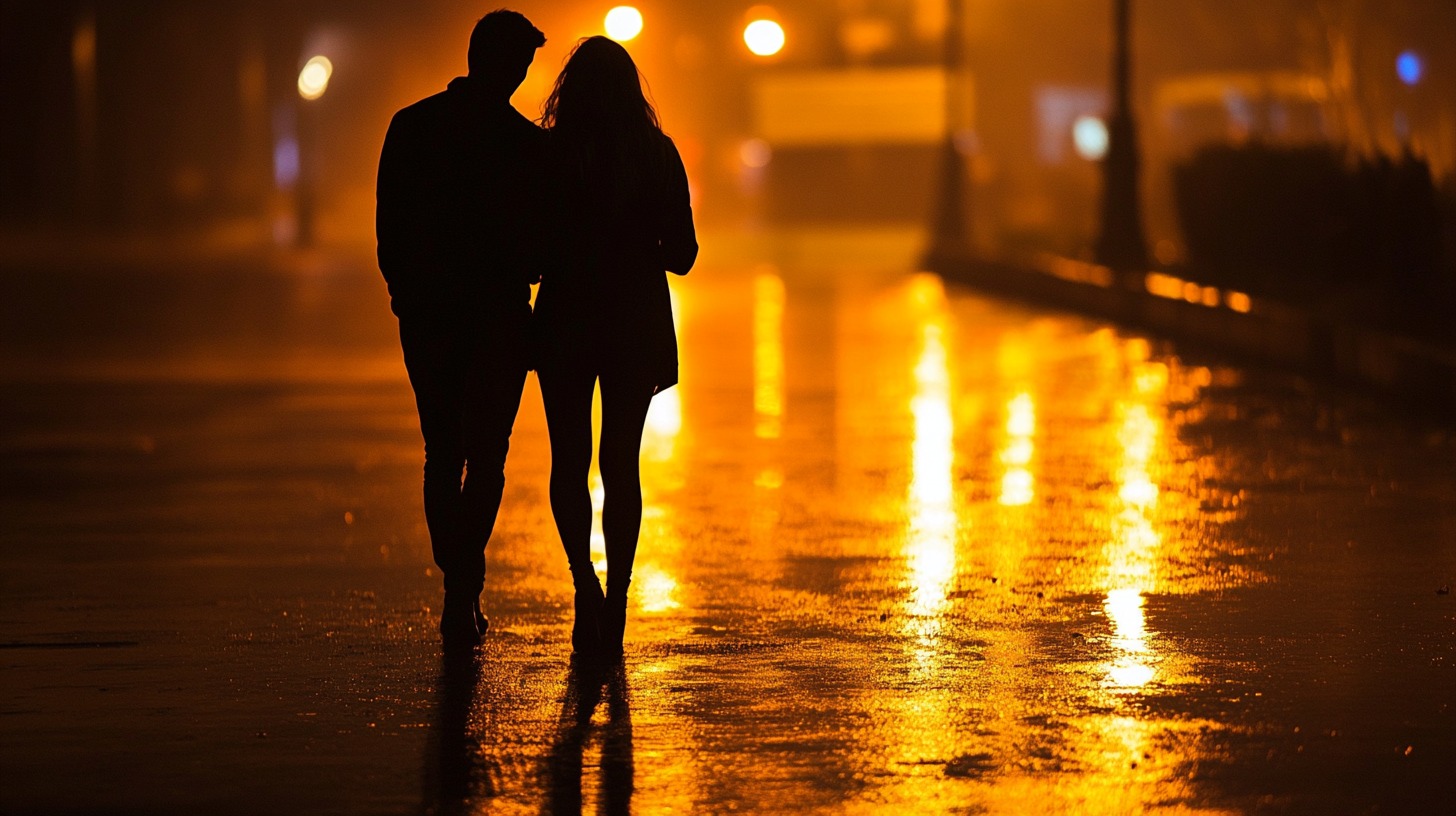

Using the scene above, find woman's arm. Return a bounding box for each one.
[659,138,698,276]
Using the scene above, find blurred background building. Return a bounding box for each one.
[2,0,1453,265]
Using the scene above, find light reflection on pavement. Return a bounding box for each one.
[1,254,1453,814]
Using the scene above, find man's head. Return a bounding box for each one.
[467,10,545,97]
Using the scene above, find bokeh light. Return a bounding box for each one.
[1072,114,1109,161]
[744,19,786,57]
[604,6,643,42]
[1396,50,1423,86]
[739,138,772,169]
[297,55,332,101]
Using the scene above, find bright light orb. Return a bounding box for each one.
[1072,115,1109,161]
[1396,50,1423,86]
[297,55,333,100]
[744,19,785,57]
[604,6,644,42]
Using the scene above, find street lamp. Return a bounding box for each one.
[297,55,332,101]
[920,0,973,270]
[1093,0,1149,274]
[604,6,643,42]
[743,19,785,57]
[294,55,332,247]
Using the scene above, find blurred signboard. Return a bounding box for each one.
[752,68,956,146]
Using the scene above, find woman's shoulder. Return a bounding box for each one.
[653,130,681,157]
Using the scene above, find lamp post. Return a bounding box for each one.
[921,0,973,271]
[295,55,331,247]
[71,6,99,222]
[1093,0,1149,274]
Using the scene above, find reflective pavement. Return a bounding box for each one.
[1,252,1453,814]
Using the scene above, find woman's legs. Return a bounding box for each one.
[597,374,656,604]
[539,365,598,573]
[541,362,655,657]
[539,364,606,655]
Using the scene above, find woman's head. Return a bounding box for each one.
[542,36,659,138]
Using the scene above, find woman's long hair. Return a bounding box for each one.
[542,36,664,199]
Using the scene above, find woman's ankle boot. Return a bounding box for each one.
[570,567,604,658]
[601,579,630,660]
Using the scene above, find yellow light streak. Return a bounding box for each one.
[905,276,955,626]
[999,391,1036,506]
[753,270,785,439]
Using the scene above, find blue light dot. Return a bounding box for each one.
[1396,51,1423,86]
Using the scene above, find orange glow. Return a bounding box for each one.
[739,138,772,169]
[643,385,681,460]
[633,561,681,612]
[1144,272,1183,300]
[1047,255,1115,288]
[1146,273,1237,312]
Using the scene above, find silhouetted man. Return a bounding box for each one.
[376,10,547,646]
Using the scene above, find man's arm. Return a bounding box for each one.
[376,110,435,310]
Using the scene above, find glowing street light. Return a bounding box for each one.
[297,55,333,101]
[1073,115,1109,161]
[604,6,643,42]
[744,19,785,57]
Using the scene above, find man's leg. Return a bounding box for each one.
[457,342,529,598]
[399,320,470,595]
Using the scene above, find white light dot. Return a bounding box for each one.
[297,55,332,101]
[604,6,643,42]
[744,19,785,57]
[1072,115,1109,161]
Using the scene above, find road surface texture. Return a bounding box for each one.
[2,249,1453,815]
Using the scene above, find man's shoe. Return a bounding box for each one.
[440,593,481,648]
[473,599,489,636]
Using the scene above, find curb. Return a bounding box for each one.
[928,253,1456,409]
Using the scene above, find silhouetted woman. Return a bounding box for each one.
[534,37,697,660]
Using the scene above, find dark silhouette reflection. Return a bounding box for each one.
[543,666,635,816]
[422,650,493,816]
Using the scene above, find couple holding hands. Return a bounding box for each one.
[376,10,697,657]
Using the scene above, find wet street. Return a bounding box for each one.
[2,248,1454,815]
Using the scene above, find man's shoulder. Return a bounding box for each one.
[390,91,452,130]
